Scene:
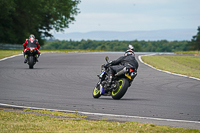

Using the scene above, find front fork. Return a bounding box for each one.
[24,54,39,60]
[23,51,40,59]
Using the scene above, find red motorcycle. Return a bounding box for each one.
[24,47,39,69]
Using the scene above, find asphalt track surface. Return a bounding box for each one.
[0,52,200,129]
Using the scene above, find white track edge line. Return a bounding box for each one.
[0,54,22,61]
[138,54,200,81]
[0,103,200,124]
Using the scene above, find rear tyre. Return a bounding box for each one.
[93,83,101,98]
[112,78,129,100]
[29,56,34,69]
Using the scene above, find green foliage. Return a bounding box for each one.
[187,26,200,50]
[0,0,81,45]
[43,40,189,52]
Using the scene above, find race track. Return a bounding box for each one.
[0,52,200,129]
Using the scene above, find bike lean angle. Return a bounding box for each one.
[93,56,137,100]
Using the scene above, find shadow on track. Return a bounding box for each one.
[95,98,149,101]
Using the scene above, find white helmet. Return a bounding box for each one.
[125,49,134,56]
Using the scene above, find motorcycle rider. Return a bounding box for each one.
[23,34,40,63]
[106,45,139,87]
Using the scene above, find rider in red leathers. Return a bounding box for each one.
[23,34,40,63]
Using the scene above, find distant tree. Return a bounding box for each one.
[0,0,81,45]
[100,45,107,51]
[43,40,189,52]
[187,26,200,50]
[132,42,142,52]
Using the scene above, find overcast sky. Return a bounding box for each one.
[59,0,200,33]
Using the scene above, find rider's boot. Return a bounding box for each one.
[24,59,27,63]
[36,54,39,62]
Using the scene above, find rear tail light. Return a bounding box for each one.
[130,68,134,72]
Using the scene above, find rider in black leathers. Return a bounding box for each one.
[106,45,139,87]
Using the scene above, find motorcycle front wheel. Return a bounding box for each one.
[92,83,101,98]
[112,78,129,100]
[28,56,34,69]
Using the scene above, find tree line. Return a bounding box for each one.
[0,0,80,45]
[43,26,200,52]
[43,40,189,52]
[187,26,200,51]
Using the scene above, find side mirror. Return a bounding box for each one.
[105,56,109,62]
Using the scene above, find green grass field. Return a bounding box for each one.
[0,50,22,59]
[175,50,200,56]
[141,56,200,79]
[0,109,199,133]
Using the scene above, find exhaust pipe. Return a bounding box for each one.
[115,67,127,77]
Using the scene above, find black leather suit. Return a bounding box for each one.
[108,54,139,75]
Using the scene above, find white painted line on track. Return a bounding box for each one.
[1,103,200,124]
[138,54,200,81]
[0,53,45,62]
[0,54,22,62]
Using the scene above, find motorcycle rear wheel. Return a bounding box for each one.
[93,84,101,98]
[112,78,129,100]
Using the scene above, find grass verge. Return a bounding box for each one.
[0,50,22,59]
[175,50,200,56]
[141,56,200,79]
[0,49,103,59]
[0,109,199,132]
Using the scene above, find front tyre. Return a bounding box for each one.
[112,78,129,100]
[93,83,101,98]
[28,56,34,69]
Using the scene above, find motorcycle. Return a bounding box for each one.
[93,56,137,100]
[24,47,38,69]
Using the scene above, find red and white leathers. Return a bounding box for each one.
[23,37,40,54]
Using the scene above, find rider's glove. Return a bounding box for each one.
[105,63,110,67]
[105,61,112,67]
[102,64,106,67]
